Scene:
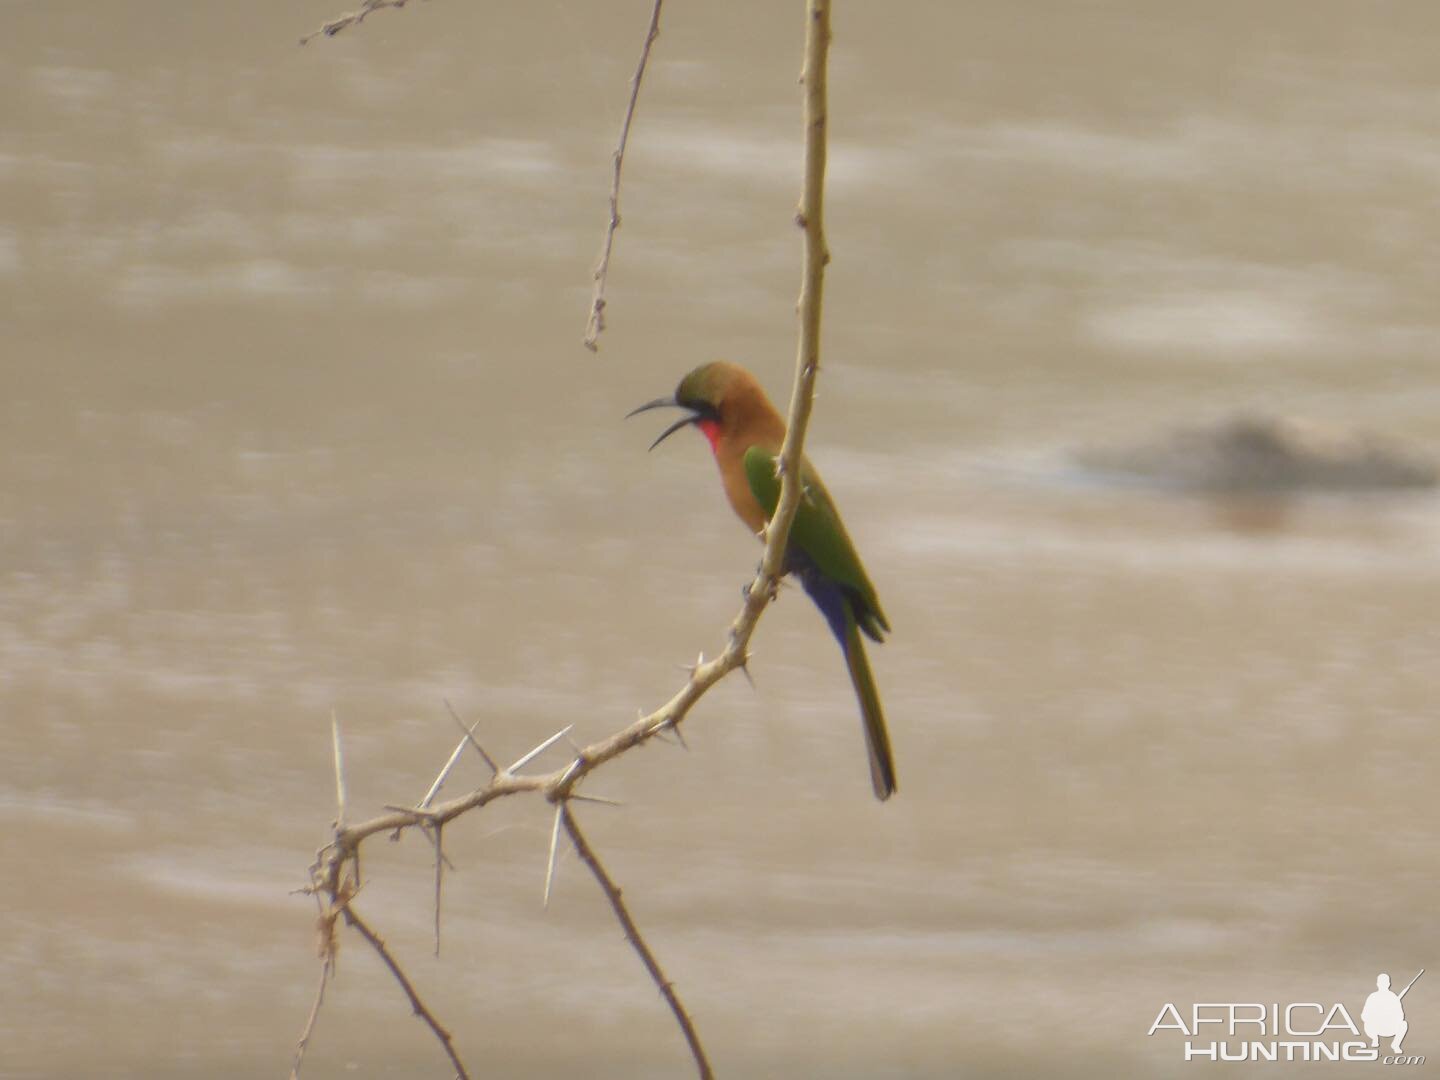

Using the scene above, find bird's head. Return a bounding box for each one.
[627,361,759,452]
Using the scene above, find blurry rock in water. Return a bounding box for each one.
[1074,415,1439,493]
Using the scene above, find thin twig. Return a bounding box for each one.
[288,947,332,1080]
[343,901,471,1080]
[291,882,345,1080]
[582,0,664,351]
[767,0,832,587]
[299,0,418,45]
[562,806,713,1079]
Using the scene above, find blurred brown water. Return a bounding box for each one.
[2,1,1438,1077]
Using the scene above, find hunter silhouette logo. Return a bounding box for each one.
[1148,968,1425,1064]
[1363,970,1422,1055]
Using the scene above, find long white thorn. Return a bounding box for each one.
[508,725,576,774]
[421,726,474,809]
[569,793,624,807]
[542,803,564,909]
[331,709,348,828]
[444,699,499,776]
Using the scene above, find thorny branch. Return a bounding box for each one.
[584,0,665,352]
[294,1,837,1077]
[776,0,832,526]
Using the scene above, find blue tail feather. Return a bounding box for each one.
[786,548,851,648]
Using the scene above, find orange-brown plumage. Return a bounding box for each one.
[681,360,786,535]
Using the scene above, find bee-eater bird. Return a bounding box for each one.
[629,361,896,801]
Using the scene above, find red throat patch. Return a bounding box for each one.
[696,418,723,453]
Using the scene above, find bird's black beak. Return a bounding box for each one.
[626,395,702,451]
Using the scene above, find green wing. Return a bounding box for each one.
[743,445,890,639]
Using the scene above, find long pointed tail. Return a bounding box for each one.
[789,550,898,800]
[842,612,897,801]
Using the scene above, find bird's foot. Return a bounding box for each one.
[743,570,781,606]
[751,564,780,602]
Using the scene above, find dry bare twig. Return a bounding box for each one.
[294,1,837,1076]
[288,931,332,1080]
[342,901,472,1080]
[299,0,421,45]
[291,863,347,1079]
[583,0,665,351]
[562,805,713,1078]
